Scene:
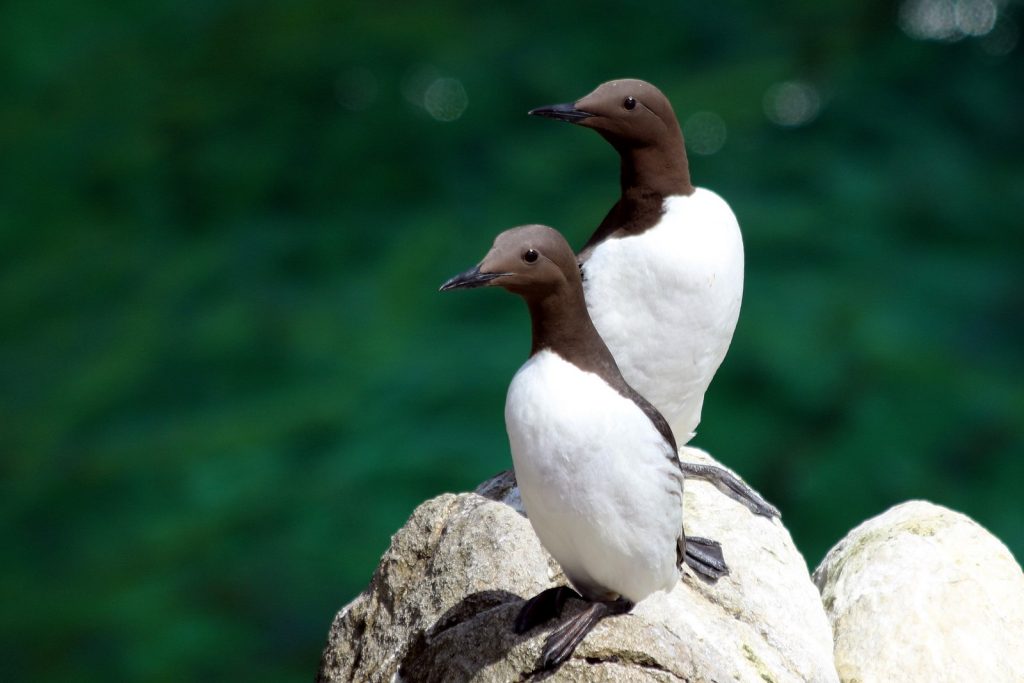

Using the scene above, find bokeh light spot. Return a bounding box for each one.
[763,81,821,128]
[423,78,468,122]
[956,0,998,36]
[898,0,999,42]
[900,0,960,40]
[683,111,727,156]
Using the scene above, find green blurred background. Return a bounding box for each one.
[2,0,1022,680]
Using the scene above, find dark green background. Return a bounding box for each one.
[2,1,1022,680]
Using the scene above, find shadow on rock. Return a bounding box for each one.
[398,589,543,682]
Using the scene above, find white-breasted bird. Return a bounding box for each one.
[440,224,729,670]
[531,78,740,444]
[530,79,776,518]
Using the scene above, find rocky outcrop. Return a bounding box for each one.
[813,500,1024,683]
[318,449,838,682]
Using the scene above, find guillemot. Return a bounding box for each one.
[530,79,740,443]
[530,79,777,519]
[440,224,730,670]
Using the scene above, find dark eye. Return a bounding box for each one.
[623,96,637,110]
[523,249,539,264]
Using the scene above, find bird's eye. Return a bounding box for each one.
[524,249,539,264]
[623,96,637,110]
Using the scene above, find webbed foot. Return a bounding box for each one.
[682,535,729,581]
[538,598,632,670]
[514,585,580,634]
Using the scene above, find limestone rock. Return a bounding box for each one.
[813,500,1024,683]
[319,452,837,682]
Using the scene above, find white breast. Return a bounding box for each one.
[504,350,683,603]
[583,187,744,442]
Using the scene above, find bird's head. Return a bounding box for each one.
[529,78,680,149]
[439,225,580,300]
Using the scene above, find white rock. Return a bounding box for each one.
[813,500,1024,683]
[677,447,838,683]
[318,455,838,682]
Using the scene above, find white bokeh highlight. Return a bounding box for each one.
[898,0,1000,41]
[763,81,821,128]
[683,111,727,156]
[423,78,469,122]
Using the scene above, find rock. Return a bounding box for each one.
[813,500,1024,683]
[318,451,838,682]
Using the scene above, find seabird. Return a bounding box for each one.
[530,78,739,443]
[530,79,777,518]
[440,224,731,670]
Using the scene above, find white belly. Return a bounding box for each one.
[504,350,683,603]
[583,188,744,442]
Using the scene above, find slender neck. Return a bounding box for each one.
[578,125,694,257]
[617,137,693,200]
[523,279,639,417]
[526,285,608,362]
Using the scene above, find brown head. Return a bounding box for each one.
[439,224,581,300]
[530,79,693,208]
[530,79,683,151]
[440,224,615,361]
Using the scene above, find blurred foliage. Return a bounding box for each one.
[1,0,1022,680]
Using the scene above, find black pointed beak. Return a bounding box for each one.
[528,102,594,123]
[439,265,509,292]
